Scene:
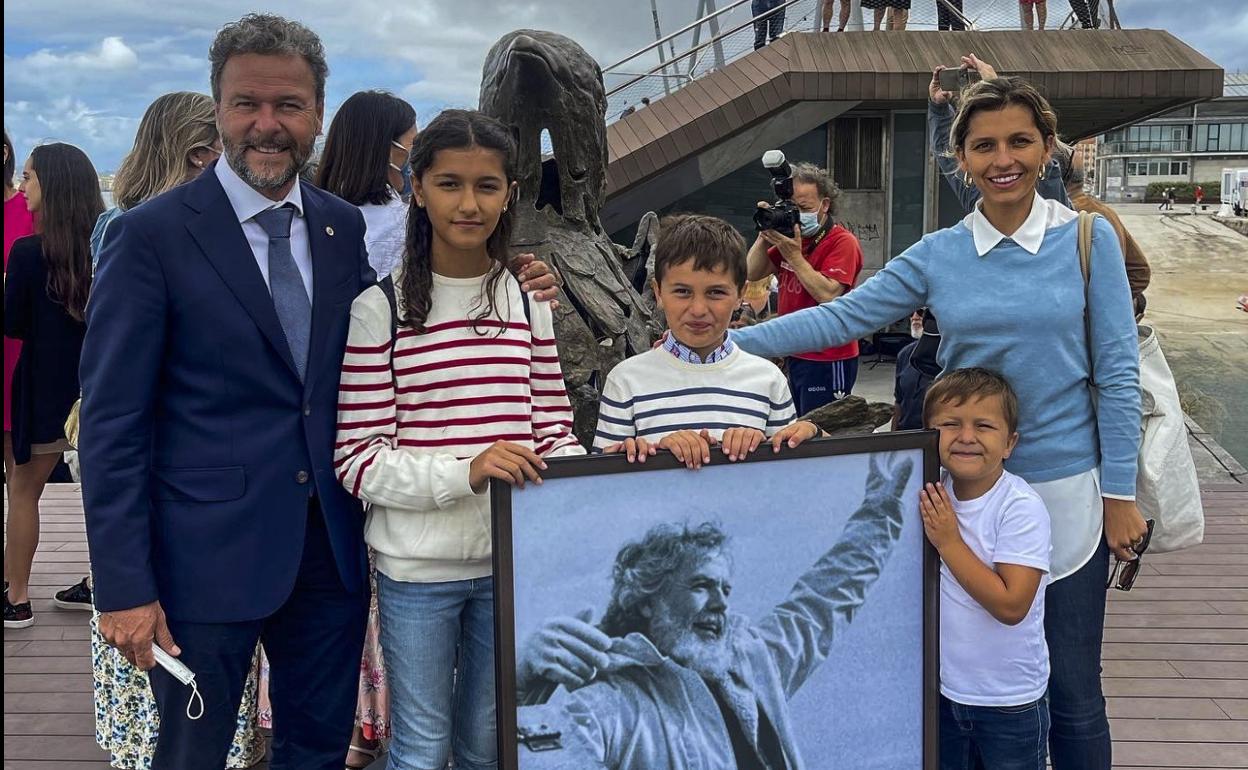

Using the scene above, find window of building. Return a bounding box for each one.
[1194,122,1248,152]
[1127,157,1188,176]
[832,116,884,190]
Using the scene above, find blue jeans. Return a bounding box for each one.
[752,0,786,49]
[1045,538,1112,769]
[377,573,497,770]
[940,695,1050,770]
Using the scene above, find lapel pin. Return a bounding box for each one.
[325,226,335,236]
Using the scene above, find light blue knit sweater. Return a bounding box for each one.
[733,216,1141,496]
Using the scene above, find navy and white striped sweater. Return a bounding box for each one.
[593,345,796,452]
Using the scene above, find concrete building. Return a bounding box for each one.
[1096,73,1248,202]
[602,31,1223,284]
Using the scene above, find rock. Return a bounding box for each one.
[802,396,894,436]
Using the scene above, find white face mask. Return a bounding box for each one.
[799,211,821,237]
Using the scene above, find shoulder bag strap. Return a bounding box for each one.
[379,276,399,392]
[1077,210,1098,388]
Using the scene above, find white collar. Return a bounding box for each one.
[963,193,1077,256]
[214,156,305,224]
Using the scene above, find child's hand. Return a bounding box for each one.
[920,482,962,551]
[602,437,656,463]
[770,420,821,452]
[469,441,547,492]
[720,427,765,461]
[659,429,717,469]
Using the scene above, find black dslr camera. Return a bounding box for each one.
[752,150,801,233]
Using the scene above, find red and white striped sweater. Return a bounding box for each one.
[335,270,582,582]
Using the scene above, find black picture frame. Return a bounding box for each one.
[492,430,941,770]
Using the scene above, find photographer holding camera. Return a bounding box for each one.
[746,154,863,415]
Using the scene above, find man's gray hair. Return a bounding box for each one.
[599,521,729,638]
[209,14,329,103]
[791,162,841,215]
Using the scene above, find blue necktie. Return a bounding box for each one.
[253,205,311,381]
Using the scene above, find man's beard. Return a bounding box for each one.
[649,611,733,680]
[224,133,311,191]
[910,321,924,339]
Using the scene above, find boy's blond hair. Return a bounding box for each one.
[923,368,1020,434]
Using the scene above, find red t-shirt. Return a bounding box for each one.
[767,224,863,362]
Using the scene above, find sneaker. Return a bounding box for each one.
[4,596,34,628]
[53,578,93,611]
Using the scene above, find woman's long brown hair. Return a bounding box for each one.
[30,143,104,321]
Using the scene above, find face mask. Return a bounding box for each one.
[390,140,413,198]
[799,211,821,237]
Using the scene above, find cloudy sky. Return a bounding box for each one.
[5,0,1246,172]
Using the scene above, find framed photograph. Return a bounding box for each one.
[492,431,939,770]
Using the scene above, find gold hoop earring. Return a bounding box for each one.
[963,172,973,188]
[1038,165,1047,181]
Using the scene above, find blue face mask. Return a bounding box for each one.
[390,140,413,198]
[799,211,821,237]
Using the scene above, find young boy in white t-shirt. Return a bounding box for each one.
[919,368,1052,770]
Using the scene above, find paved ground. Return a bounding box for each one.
[6,473,1245,769]
[1111,204,1248,469]
[4,207,1244,769]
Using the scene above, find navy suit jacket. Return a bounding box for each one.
[80,166,375,623]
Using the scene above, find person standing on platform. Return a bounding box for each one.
[79,16,559,769]
[1020,0,1048,30]
[3,130,38,547]
[822,0,853,32]
[4,143,102,629]
[752,0,787,49]
[937,0,967,30]
[745,162,863,416]
[732,76,1148,770]
[1069,0,1100,28]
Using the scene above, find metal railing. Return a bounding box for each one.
[603,0,1121,124]
[1101,140,1191,155]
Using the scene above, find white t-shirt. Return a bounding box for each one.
[940,469,1052,707]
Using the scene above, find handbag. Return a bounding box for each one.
[64,398,81,450]
[1077,211,1204,553]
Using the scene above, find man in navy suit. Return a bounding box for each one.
[79,14,556,770]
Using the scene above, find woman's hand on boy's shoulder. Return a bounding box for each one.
[509,253,561,308]
[770,420,821,453]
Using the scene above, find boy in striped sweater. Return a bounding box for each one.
[596,214,820,467]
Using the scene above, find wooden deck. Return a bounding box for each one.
[5,482,1246,769]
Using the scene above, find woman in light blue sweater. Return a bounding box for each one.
[734,77,1148,770]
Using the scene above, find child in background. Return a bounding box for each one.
[334,109,582,770]
[595,214,821,467]
[919,368,1052,770]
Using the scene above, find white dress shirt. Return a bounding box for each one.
[215,158,314,301]
[358,189,408,279]
[965,192,1077,257]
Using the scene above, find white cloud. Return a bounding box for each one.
[24,35,138,71]
[3,0,1245,171]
